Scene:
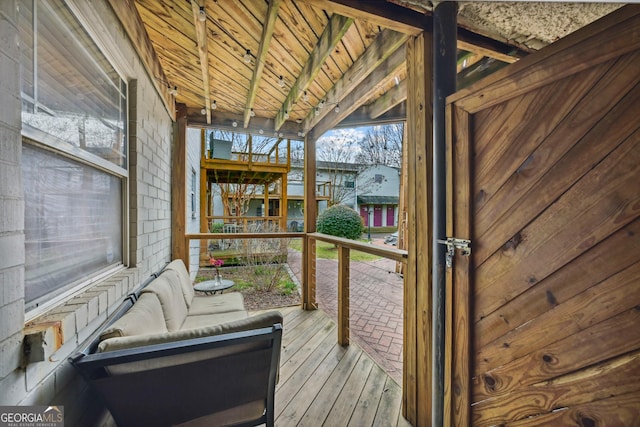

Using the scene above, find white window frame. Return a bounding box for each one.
[21,0,131,320]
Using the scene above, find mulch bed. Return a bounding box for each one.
[195,266,300,311]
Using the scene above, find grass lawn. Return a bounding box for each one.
[288,239,382,262]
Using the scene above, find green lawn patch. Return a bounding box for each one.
[288,239,381,261]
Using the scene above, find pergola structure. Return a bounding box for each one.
[104,2,638,426]
[4,1,638,426]
[108,2,530,423]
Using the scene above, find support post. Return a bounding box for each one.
[200,129,208,263]
[280,172,288,232]
[172,104,188,270]
[433,3,457,426]
[337,246,350,345]
[404,32,433,427]
[302,134,318,310]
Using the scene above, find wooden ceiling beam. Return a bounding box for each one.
[310,44,406,139]
[302,29,408,134]
[299,0,425,35]
[244,0,283,128]
[191,0,211,124]
[299,0,526,63]
[274,14,354,131]
[457,27,525,64]
[368,78,406,119]
[187,109,302,140]
[457,51,485,73]
[106,0,175,120]
[335,102,407,128]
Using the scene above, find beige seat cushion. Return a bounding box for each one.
[163,259,195,307]
[188,292,245,316]
[182,311,248,330]
[97,311,283,353]
[141,275,188,332]
[99,293,167,341]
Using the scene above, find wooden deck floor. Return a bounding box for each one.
[255,305,411,427]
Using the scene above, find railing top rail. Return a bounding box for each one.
[185,232,407,261]
[308,232,408,262]
[186,232,305,239]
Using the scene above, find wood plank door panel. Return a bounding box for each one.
[373,205,382,227]
[445,5,640,426]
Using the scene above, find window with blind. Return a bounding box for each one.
[19,0,127,312]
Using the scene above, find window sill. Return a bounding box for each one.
[23,268,140,365]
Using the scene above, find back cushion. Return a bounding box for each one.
[99,293,168,341]
[164,259,195,307]
[141,275,188,331]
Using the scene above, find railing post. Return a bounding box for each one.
[302,235,317,310]
[183,236,190,273]
[338,245,350,346]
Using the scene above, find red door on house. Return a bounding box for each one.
[373,205,382,227]
[386,206,395,226]
[360,206,369,226]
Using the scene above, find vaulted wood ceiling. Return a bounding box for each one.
[107,0,623,140]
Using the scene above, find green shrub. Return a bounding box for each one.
[316,204,364,240]
[210,222,224,233]
[279,280,298,296]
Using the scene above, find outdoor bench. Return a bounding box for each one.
[69,259,283,427]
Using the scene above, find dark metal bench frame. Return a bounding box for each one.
[68,269,282,427]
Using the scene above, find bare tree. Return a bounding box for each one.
[316,131,359,206]
[207,129,279,220]
[290,139,304,162]
[354,123,403,168]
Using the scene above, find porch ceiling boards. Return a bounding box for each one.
[205,168,283,185]
[256,305,410,426]
[107,1,623,139]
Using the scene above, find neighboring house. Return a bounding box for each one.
[208,160,400,231]
[356,164,400,228]
[288,161,400,228]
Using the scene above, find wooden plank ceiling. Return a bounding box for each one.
[111,0,616,140]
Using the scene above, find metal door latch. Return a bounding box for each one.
[436,237,471,268]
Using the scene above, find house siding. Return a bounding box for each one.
[0,1,174,425]
[357,164,401,227]
[186,128,202,277]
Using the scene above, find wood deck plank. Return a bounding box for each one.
[277,321,337,397]
[263,306,407,427]
[276,341,349,425]
[347,364,388,427]
[324,355,375,426]
[372,377,404,427]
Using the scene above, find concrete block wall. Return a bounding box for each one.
[0,1,174,424]
[0,0,26,405]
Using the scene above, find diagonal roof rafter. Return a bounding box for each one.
[310,43,406,139]
[244,0,283,128]
[191,0,212,124]
[274,13,354,131]
[302,29,408,134]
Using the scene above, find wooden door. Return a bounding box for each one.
[373,205,382,227]
[386,205,395,226]
[445,6,640,426]
[360,206,369,225]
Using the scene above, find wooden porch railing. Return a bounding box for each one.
[308,233,408,345]
[184,232,407,347]
[204,137,290,166]
[205,215,283,232]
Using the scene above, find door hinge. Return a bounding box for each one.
[437,237,471,268]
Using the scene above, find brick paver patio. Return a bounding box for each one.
[287,240,404,384]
